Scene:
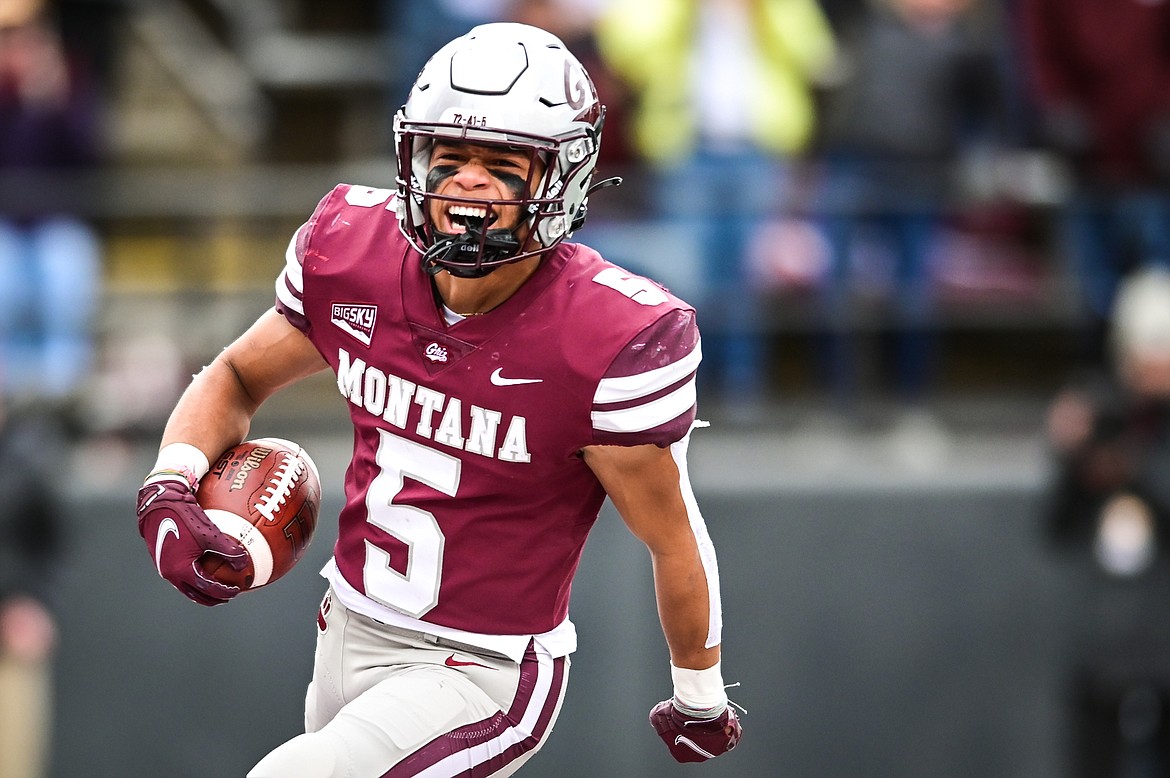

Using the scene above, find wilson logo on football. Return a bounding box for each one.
[229,445,272,492]
[331,303,377,346]
[424,342,449,363]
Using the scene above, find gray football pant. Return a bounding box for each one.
[248,590,569,777]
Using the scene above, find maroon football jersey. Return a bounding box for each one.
[275,184,701,635]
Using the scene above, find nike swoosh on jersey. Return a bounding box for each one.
[490,368,543,386]
[155,518,180,575]
[674,735,718,760]
[444,653,495,670]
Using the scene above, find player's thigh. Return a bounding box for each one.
[269,592,572,777]
[251,664,492,778]
[250,656,570,778]
[300,590,474,734]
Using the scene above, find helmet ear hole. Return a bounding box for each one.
[392,22,607,275]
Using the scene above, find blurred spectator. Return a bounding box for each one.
[0,399,68,778]
[815,0,1010,414]
[54,0,121,97]
[1018,0,1170,363]
[1044,267,1170,777]
[0,6,95,769]
[1045,267,1170,577]
[596,0,837,414]
[0,0,102,402]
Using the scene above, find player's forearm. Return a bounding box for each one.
[651,550,721,671]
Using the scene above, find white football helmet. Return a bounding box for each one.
[394,22,608,277]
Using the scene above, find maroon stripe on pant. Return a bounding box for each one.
[385,641,566,777]
[487,655,566,772]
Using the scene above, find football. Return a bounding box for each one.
[195,437,321,591]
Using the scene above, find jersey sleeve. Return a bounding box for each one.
[590,308,702,447]
[274,221,311,333]
[275,186,343,334]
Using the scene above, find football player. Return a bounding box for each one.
[136,22,741,776]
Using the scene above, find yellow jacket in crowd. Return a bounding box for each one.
[596,0,837,163]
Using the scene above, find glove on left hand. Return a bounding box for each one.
[649,698,742,763]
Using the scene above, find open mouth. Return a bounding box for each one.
[446,204,496,234]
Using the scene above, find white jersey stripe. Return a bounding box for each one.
[283,230,305,291]
[593,341,702,404]
[591,378,696,433]
[275,269,304,315]
[275,229,306,314]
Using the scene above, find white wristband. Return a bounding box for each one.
[671,661,728,712]
[149,443,211,484]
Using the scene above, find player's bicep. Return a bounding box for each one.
[218,308,328,408]
[583,443,692,551]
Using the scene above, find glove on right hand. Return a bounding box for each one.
[136,477,249,606]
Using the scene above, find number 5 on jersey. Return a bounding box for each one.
[363,430,458,617]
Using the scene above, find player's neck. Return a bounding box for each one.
[433,255,542,316]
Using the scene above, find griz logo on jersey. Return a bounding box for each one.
[336,348,531,463]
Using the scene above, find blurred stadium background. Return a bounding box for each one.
[9,0,1164,775]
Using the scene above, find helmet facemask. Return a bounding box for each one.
[396,119,602,277]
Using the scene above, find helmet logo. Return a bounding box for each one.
[563,61,586,111]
